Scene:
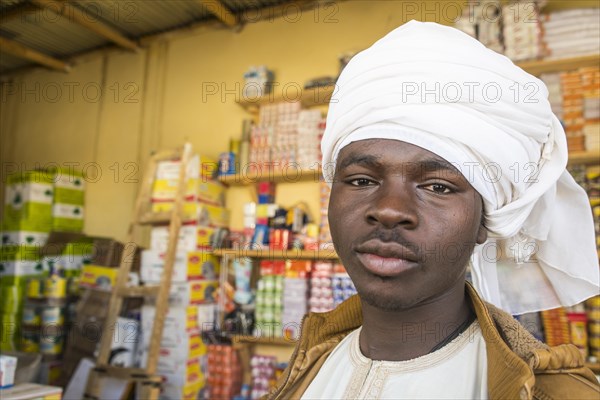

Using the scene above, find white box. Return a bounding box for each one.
[140,250,219,283]
[142,304,216,337]
[0,355,17,388]
[140,332,206,366]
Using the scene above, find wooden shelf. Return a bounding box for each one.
[233,335,297,346]
[567,150,600,166]
[517,54,600,76]
[219,167,322,186]
[213,248,338,260]
[235,56,599,112]
[236,84,335,112]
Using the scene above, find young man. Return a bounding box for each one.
[267,21,600,399]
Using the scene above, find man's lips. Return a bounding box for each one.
[355,240,420,277]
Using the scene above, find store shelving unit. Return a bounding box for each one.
[213,248,338,260]
[568,151,600,166]
[218,167,322,186]
[233,335,297,346]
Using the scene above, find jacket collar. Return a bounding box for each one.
[299,282,538,399]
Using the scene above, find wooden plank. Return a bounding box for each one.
[567,150,600,166]
[196,0,238,27]
[92,366,162,382]
[117,285,160,297]
[93,243,139,366]
[138,211,171,225]
[213,248,339,260]
[0,37,70,72]
[517,54,600,76]
[0,3,40,24]
[219,167,322,186]
[30,0,139,51]
[145,143,193,375]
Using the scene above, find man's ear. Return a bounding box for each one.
[476,223,488,245]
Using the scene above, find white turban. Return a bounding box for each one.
[321,20,599,315]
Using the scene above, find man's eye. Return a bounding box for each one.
[424,183,452,194]
[349,178,375,187]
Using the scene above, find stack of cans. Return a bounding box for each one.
[309,262,334,313]
[206,344,242,399]
[255,274,284,338]
[250,354,277,399]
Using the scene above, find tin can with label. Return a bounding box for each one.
[27,278,44,299]
[40,334,64,355]
[44,276,67,299]
[41,306,64,326]
[22,305,40,326]
[21,332,40,353]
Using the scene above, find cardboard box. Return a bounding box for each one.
[53,172,85,205]
[1,232,49,247]
[3,172,54,233]
[160,380,203,400]
[159,357,203,387]
[168,281,219,306]
[52,203,84,232]
[140,332,206,364]
[140,250,219,283]
[141,305,203,334]
[0,355,17,388]
[150,203,229,227]
[0,383,62,399]
[80,265,118,290]
[197,180,225,206]
[150,225,217,253]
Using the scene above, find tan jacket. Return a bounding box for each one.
[267,284,600,399]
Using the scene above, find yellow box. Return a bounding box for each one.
[151,178,199,202]
[169,280,219,306]
[80,265,118,290]
[197,180,225,206]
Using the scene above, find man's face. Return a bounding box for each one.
[328,139,488,311]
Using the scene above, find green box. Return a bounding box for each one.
[4,171,54,233]
[52,204,84,232]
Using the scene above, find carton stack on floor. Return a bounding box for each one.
[1,169,86,363]
[1,170,54,352]
[206,344,242,399]
[51,169,85,233]
[140,154,225,399]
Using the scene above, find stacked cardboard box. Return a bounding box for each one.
[542,8,600,59]
[206,344,242,399]
[581,66,600,152]
[541,307,571,346]
[502,1,543,61]
[141,156,224,399]
[51,169,85,232]
[561,70,586,151]
[454,0,503,53]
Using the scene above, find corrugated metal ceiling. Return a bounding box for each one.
[0,0,307,75]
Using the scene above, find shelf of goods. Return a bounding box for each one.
[213,248,338,260]
[218,167,322,186]
[235,55,600,112]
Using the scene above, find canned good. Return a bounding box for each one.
[44,276,67,299]
[27,278,44,299]
[589,322,600,335]
[41,306,64,326]
[22,305,41,326]
[589,335,600,349]
[20,332,40,353]
[39,334,64,355]
[586,296,600,308]
[587,309,600,320]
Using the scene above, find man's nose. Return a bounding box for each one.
[365,179,418,229]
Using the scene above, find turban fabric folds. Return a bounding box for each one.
[321,20,599,315]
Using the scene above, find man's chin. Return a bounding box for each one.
[360,291,417,312]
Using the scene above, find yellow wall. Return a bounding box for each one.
[1,1,459,241]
